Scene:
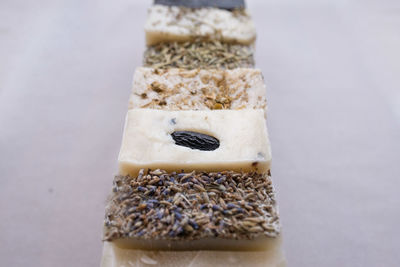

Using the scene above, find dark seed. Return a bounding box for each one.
[171,131,220,151]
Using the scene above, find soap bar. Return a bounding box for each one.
[144,40,254,69]
[153,0,245,10]
[145,5,256,45]
[129,68,266,112]
[103,170,280,250]
[118,109,271,176]
[101,240,286,267]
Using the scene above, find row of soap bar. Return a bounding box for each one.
[101,1,286,266]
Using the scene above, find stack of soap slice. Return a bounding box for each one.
[101,1,286,266]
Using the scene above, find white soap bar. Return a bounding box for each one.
[145,5,256,45]
[129,68,267,113]
[118,109,271,176]
[101,240,286,267]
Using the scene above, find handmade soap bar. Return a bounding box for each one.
[103,170,280,250]
[101,240,286,267]
[144,40,254,69]
[129,68,266,112]
[153,0,246,10]
[118,109,271,176]
[145,5,256,45]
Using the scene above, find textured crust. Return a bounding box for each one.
[143,40,255,70]
[129,68,267,113]
[145,5,256,45]
[103,169,280,249]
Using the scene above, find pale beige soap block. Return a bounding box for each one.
[118,109,271,176]
[101,239,286,267]
[145,5,256,45]
[129,68,267,112]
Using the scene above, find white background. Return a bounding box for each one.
[1,0,399,266]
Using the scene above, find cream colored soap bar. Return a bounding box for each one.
[118,109,271,176]
[145,5,256,45]
[129,68,267,112]
[101,240,286,267]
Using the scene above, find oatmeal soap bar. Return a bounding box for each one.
[118,109,271,176]
[145,5,256,45]
[104,170,280,250]
[129,68,266,111]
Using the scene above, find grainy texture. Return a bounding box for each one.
[129,68,267,112]
[145,5,256,45]
[143,40,254,69]
[103,169,280,242]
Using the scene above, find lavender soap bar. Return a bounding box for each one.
[103,169,280,251]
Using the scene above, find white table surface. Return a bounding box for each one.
[1,0,399,266]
